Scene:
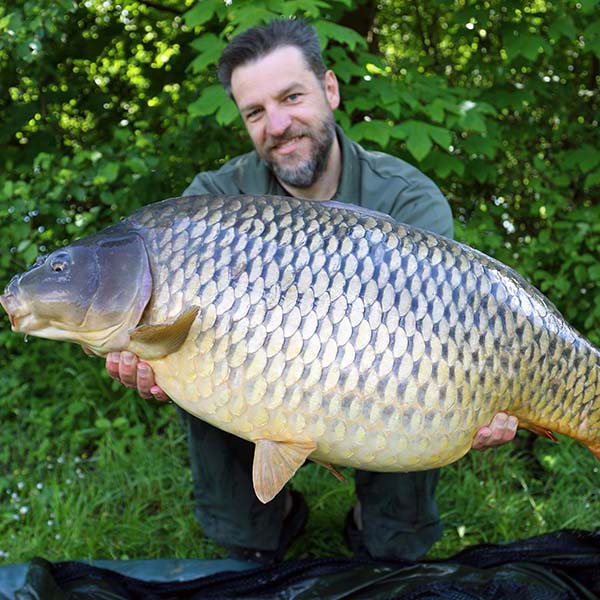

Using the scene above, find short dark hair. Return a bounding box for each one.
[217,19,327,96]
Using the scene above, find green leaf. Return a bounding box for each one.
[424,99,446,123]
[230,7,280,36]
[427,125,452,150]
[430,153,465,178]
[584,170,600,190]
[112,417,129,429]
[345,96,377,115]
[458,110,487,134]
[17,239,32,253]
[399,121,433,161]
[314,21,367,50]
[469,159,495,183]
[215,99,239,125]
[125,157,148,175]
[461,134,499,160]
[563,146,600,174]
[504,33,545,62]
[97,162,119,183]
[327,47,365,83]
[580,0,600,13]
[22,244,38,266]
[95,417,111,430]
[348,120,391,147]
[336,111,351,132]
[273,0,330,16]
[189,34,225,73]
[188,85,227,117]
[398,91,420,111]
[0,14,12,33]
[3,180,14,198]
[583,22,600,57]
[548,16,577,41]
[184,0,221,27]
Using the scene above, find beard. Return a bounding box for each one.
[260,112,336,189]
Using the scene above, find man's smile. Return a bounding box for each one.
[269,134,307,157]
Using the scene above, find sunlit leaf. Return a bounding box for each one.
[97,162,119,183]
[348,120,391,147]
[229,7,280,36]
[184,0,222,27]
[215,99,239,125]
[398,120,433,161]
[274,0,331,16]
[427,125,452,150]
[189,34,225,72]
[188,85,226,117]
[314,21,367,50]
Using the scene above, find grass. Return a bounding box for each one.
[0,334,598,565]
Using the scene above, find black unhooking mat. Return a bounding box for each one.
[8,529,600,599]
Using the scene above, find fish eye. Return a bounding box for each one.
[50,252,71,273]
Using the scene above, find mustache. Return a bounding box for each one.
[266,129,309,152]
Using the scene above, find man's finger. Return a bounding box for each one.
[472,412,519,450]
[151,385,171,403]
[118,352,139,388]
[137,363,155,399]
[506,416,518,438]
[106,352,121,380]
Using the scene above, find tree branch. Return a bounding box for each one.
[413,0,430,58]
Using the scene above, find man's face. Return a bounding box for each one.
[230,45,340,189]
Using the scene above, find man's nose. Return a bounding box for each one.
[265,108,291,137]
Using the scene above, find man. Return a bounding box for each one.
[106,19,518,563]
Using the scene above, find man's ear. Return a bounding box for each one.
[324,70,340,110]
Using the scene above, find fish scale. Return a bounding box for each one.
[2,194,599,503]
[124,195,600,469]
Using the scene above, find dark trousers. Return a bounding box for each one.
[183,412,443,560]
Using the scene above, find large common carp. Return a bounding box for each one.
[2,195,599,503]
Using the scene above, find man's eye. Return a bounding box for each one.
[246,108,262,120]
[286,93,301,102]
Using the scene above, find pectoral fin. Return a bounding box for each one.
[128,306,199,360]
[253,440,316,504]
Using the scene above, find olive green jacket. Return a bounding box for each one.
[183,126,453,238]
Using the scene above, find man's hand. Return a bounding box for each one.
[105,351,170,402]
[472,412,518,450]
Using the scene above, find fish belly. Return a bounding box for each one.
[149,324,497,472]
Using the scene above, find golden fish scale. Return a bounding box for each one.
[129,195,600,471]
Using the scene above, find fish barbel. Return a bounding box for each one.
[1,195,599,503]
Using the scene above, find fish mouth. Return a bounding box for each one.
[0,292,19,329]
[0,277,32,332]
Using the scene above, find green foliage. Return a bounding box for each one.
[0,0,599,563]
